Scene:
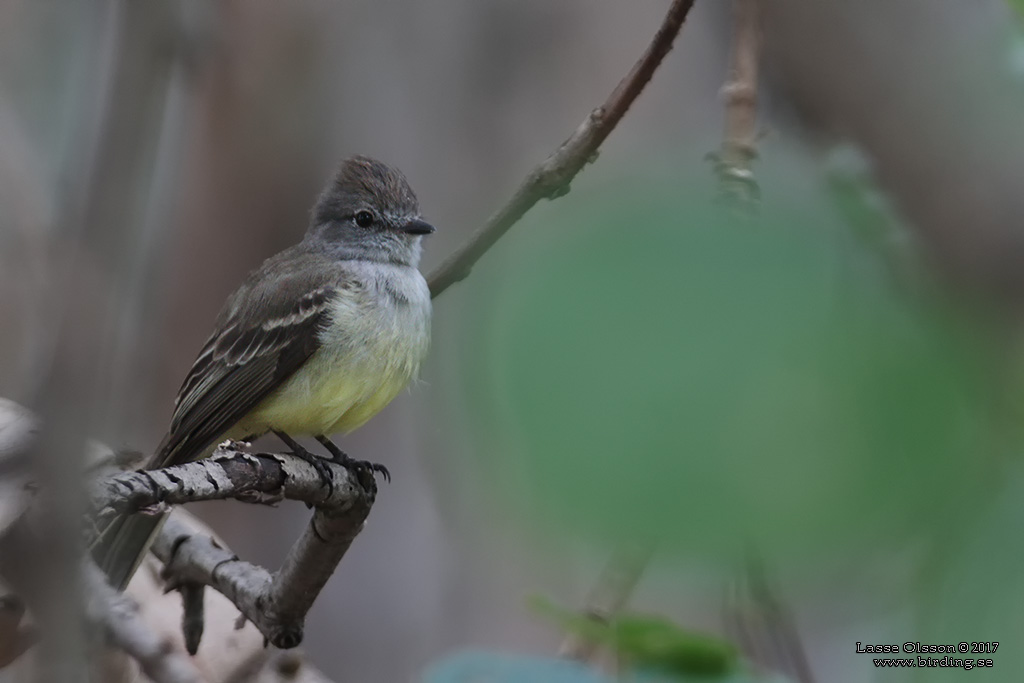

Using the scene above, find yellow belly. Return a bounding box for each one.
[236,349,414,438]
[233,267,430,440]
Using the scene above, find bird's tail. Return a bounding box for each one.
[92,511,167,590]
[93,432,181,589]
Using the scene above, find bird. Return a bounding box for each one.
[94,155,435,590]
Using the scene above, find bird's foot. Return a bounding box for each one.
[341,458,390,485]
[327,457,386,494]
[274,430,339,497]
[289,444,337,498]
[315,435,390,488]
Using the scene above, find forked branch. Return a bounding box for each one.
[89,445,375,650]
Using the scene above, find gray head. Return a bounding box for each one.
[306,155,434,266]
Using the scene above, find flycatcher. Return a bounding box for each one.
[95,155,434,589]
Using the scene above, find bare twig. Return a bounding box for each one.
[714,5,811,678]
[263,497,369,646]
[714,0,761,208]
[427,0,696,297]
[179,583,205,656]
[83,562,205,683]
[724,552,816,683]
[128,507,341,682]
[558,542,656,663]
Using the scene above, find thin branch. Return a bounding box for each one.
[558,542,656,662]
[723,551,816,683]
[714,0,761,208]
[263,497,369,644]
[179,583,205,656]
[82,562,205,683]
[714,4,811,678]
[150,514,273,643]
[427,0,697,297]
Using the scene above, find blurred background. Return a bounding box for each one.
[3,0,1024,681]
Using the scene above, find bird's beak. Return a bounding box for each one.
[401,219,436,235]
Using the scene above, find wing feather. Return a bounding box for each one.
[154,249,356,467]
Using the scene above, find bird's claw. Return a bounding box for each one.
[333,457,390,491]
[349,459,390,484]
[313,435,390,486]
[290,448,336,499]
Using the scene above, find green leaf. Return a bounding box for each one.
[529,595,738,677]
[458,175,999,564]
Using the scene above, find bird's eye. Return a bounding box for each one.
[354,210,374,228]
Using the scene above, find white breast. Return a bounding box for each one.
[247,263,431,436]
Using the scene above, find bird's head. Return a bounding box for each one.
[307,155,434,266]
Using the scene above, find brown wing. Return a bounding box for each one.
[153,248,352,467]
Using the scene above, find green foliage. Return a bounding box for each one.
[460,175,1000,564]
[528,595,738,677]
